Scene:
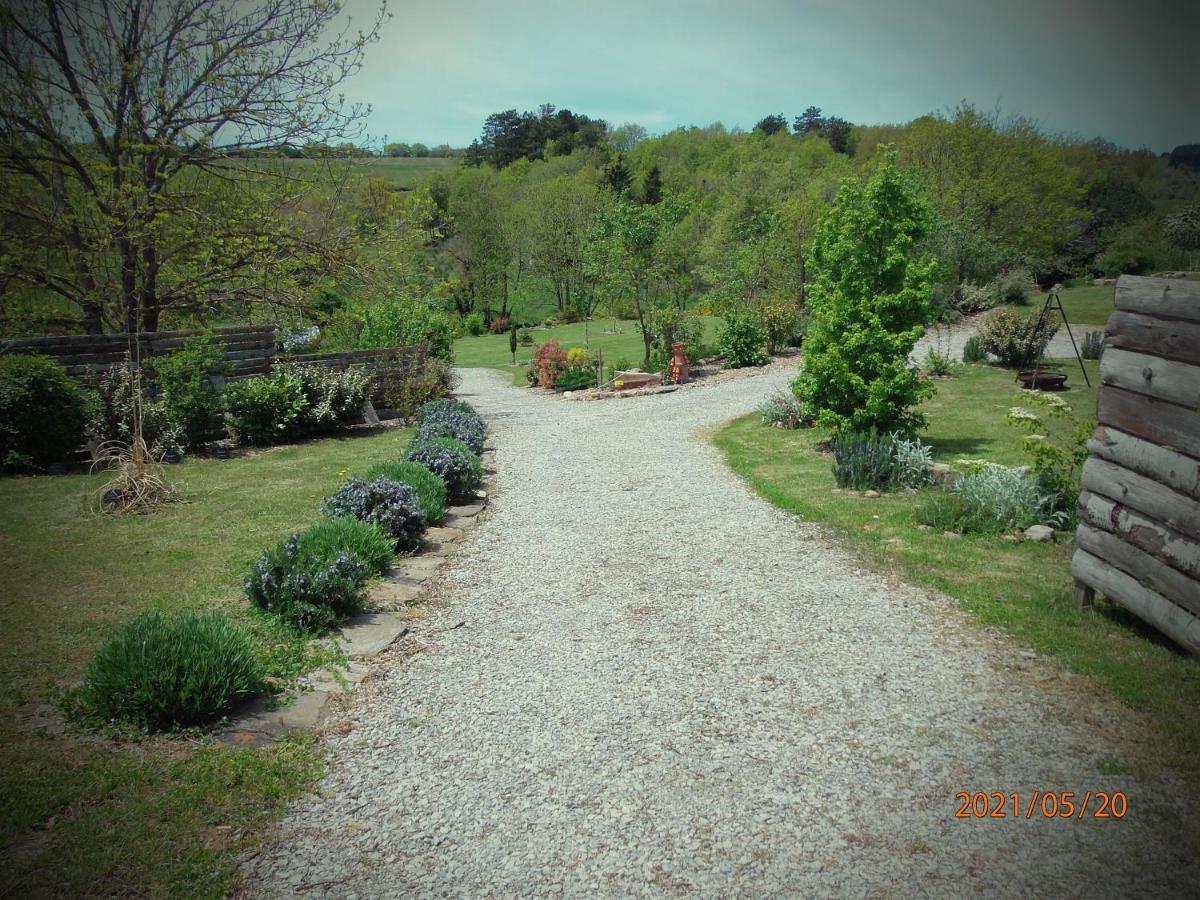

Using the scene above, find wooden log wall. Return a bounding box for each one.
[1071,275,1200,655]
[0,325,277,379]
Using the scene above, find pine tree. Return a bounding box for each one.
[641,165,663,205]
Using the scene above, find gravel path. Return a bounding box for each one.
[244,363,1199,897]
[911,313,1099,367]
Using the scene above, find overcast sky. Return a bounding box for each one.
[341,0,1197,152]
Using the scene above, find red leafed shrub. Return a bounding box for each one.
[487,314,511,334]
[532,339,567,388]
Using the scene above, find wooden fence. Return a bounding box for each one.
[0,326,276,378]
[1071,275,1200,654]
[1,327,430,421]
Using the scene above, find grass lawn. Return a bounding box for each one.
[0,425,414,897]
[1021,284,1114,328]
[453,316,722,383]
[714,359,1200,785]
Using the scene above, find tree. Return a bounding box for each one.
[754,114,788,136]
[606,154,632,194]
[385,143,413,157]
[411,142,430,158]
[793,150,937,434]
[794,106,824,136]
[641,165,663,205]
[0,0,388,333]
[1168,144,1200,172]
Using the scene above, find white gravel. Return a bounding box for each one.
[243,363,1199,897]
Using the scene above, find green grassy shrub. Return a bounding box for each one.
[961,334,988,363]
[0,354,90,472]
[1081,330,1104,360]
[223,370,307,444]
[78,610,263,731]
[979,307,1059,368]
[320,477,426,551]
[916,464,1063,534]
[244,533,370,633]
[149,336,228,446]
[405,436,482,501]
[831,430,901,491]
[297,517,395,575]
[463,312,486,336]
[364,460,447,523]
[717,310,770,368]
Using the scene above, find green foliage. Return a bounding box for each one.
[405,436,482,501]
[831,430,901,491]
[1097,247,1158,277]
[994,268,1032,304]
[954,281,1000,314]
[149,337,229,447]
[644,306,704,369]
[320,477,426,551]
[0,354,89,472]
[555,365,599,391]
[373,356,456,421]
[222,371,307,445]
[793,152,937,433]
[961,334,988,363]
[364,460,447,523]
[978,307,1059,368]
[916,464,1064,534]
[758,389,808,429]
[717,310,770,368]
[761,302,800,354]
[279,364,373,435]
[78,610,263,732]
[1006,392,1091,516]
[463,312,486,336]
[86,364,180,453]
[244,532,369,633]
[1081,330,1104,360]
[296,517,395,576]
[923,347,954,376]
[360,301,456,361]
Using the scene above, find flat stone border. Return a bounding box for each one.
[216,448,495,746]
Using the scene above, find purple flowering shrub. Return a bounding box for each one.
[320,476,426,551]
[404,436,482,502]
[244,534,369,633]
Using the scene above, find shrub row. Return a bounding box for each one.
[76,399,487,733]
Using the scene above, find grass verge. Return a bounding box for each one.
[713,360,1200,784]
[0,425,414,896]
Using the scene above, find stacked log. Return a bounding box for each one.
[1071,275,1200,654]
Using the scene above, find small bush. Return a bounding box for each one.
[518,328,535,346]
[758,390,808,429]
[1097,248,1157,277]
[282,364,373,435]
[893,434,933,488]
[532,339,568,388]
[419,398,480,423]
[488,314,512,335]
[916,464,1063,534]
[463,312,486,336]
[555,366,598,392]
[297,517,395,575]
[831,430,900,491]
[79,610,263,731]
[1081,331,1104,360]
[86,364,181,453]
[644,307,703,366]
[761,302,800,354]
[405,436,482,501]
[223,370,307,445]
[149,336,228,447]
[718,310,770,368]
[923,347,954,377]
[364,460,447,523]
[416,408,485,453]
[0,354,89,472]
[321,477,426,551]
[375,356,457,420]
[994,268,1032,304]
[954,281,1000,314]
[961,334,988,364]
[245,534,369,633]
[979,307,1059,368]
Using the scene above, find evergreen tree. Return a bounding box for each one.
[641,165,663,205]
[607,155,633,194]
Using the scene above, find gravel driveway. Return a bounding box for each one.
[243,364,1199,897]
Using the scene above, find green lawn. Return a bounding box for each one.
[714,360,1200,786]
[1024,284,1114,328]
[0,426,414,897]
[453,316,722,383]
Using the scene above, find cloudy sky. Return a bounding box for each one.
[341,0,1196,152]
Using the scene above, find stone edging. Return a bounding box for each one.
[217,446,497,747]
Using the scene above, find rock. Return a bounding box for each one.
[1023,524,1054,543]
[916,524,932,531]
[941,531,961,539]
[863,490,880,499]
[927,463,956,485]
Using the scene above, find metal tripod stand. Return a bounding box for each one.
[1018,286,1091,389]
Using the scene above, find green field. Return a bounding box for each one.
[0,426,414,897]
[452,316,723,383]
[714,359,1200,787]
[1042,284,1115,328]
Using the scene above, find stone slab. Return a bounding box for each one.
[426,525,464,543]
[447,503,485,517]
[337,611,409,657]
[388,555,446,580]
[368,580,422,605]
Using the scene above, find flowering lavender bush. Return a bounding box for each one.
[244,535,369,633]
[320,476,426,550]
[419,398,482,426]
[405,436,482,501]
[416,410,486,454]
